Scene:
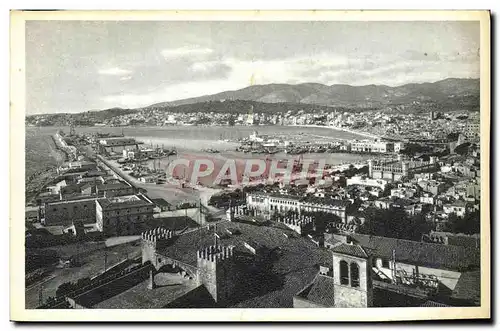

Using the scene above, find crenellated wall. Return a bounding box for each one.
[197,245,237,305]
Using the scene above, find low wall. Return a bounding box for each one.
[67,265,150,308]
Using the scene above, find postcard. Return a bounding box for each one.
[10,10,490,321]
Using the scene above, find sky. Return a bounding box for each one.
[25,20,480,114]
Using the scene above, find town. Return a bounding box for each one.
[25,107,481,309]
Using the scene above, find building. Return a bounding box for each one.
[422,231,480,249]
[99,137,141,154]
[25,206,39,222]
[294,242,373,308]
[443,201,468,217]
[58,160,97,174]
[351,140,394,153]
[246,192,350,222]
[123,148,156,160]
[96,181,135,198]
[464,122,480,139]
[43,197,99,226]
[96,194,154,236]
[346,176,388,190]
[390,187,417,199]
[417,180,446,196]
[151,198,172,212]
[369,158,439,182]
[394,142,406,153]
[139,221,333,308]
[347,233,479,296]
[295,232,480,307]
[420,192,435,205]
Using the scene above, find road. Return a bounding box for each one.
[25,242,141,308]
[96,155,202,206]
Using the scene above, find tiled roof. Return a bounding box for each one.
[331,242,368,258]
[419,300,450,307]
[151,198,172,207]
[350,233,480,271]
[303,196,350,207]
[451,270,481,303]
[305,274,336,307]
[97,182,130,191]
[98,195,152,209]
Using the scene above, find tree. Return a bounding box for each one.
[444,211,480,234]
[454,142,471,156]
[357,207,431,241]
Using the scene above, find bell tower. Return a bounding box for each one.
[331,241,373,308]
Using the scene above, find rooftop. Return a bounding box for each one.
[98,195,153,210]
[93,273,199,309]
[46,196,98,205]
[97,182,131,191]
[451,270,480,305]
[151,198,172,207]
[296,274,336,307]
[253,191,350,207]
[330,242,369,258]
[349,233,480,271]
[156,221,334,308]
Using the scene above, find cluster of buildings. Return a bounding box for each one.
[60,211,479,309]
[26,107,482,310]
[27,153,155,237]
[243,148,480,232]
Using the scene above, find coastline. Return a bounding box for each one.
[294,124,380,140]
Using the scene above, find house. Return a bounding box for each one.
[420,192,435,205]
[25,205,39,222]
[43,197,99,226]
[151,198,172,212]
[443,201,468,217]
[96,181,135,198]
[346,233,480,299]
[390,187,417,199]
[95,194,154,236]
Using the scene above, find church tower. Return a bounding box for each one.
[331,241,373,307]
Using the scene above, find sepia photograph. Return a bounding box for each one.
[9,10,490,321]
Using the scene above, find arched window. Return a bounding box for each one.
[340,260,349,285]
[350,262,360,288]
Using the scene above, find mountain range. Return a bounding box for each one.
[148,78,479,109]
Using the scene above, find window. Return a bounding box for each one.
[382,258,390,268]
[340,260,349,285]
[350,262,360,288]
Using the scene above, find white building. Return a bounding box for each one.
[246,192,350,222]
[350,140,394,153]
[346,176,388,191]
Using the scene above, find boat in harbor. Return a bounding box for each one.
[202,148,220,153]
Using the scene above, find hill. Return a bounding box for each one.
[148,78,479,109]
